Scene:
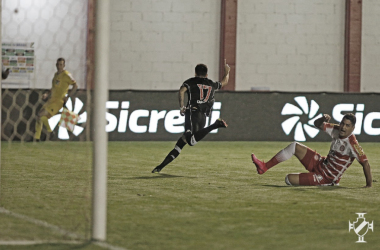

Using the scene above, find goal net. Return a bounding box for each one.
[1,0,94,245]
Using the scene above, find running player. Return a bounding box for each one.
[152,60,231,173]
[34,58,78,141]
[251,113,372,187]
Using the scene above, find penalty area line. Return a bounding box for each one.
[0,207,127,250]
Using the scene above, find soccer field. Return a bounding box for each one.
[0,141,379,250]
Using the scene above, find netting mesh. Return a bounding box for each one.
[1,89,89,141]
[1,0,89,142]
[1,0,93,244]
[1,89,39,141]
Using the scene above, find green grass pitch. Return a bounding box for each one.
[0,141,379,249]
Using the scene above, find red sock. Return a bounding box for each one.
[265,157,279,169]
[265,142,296,169]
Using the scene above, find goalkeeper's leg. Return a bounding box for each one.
[34,109,53,141]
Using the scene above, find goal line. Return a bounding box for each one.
[0,207,126,250]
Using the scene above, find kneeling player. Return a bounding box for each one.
[251,113,372,187]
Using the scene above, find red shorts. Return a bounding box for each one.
[298,148,335,186]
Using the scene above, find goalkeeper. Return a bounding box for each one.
[34,58,77,141]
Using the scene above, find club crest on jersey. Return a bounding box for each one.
[349,213,374,243]
[329,150,336,157]
[55,80,60,85]
[340,145,345,152]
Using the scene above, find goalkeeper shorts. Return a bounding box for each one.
[42,99,64,116]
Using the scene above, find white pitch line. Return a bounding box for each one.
[0,240,83,245]
[0,207,127,250]
[0,207,82,239]
[93,241,128,250]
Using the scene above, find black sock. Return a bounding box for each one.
[193,122,220,142]
[157,138,186,169]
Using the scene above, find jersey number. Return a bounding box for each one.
[197,84,212,102]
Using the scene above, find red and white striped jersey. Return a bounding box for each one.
[321,123,368,183]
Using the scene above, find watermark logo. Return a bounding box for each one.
[281,96,322,141]
[349,213,374,243]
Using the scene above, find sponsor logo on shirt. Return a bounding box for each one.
[354,144,365,156]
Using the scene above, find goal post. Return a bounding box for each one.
[92,0,110,242]
[0,0,2,205]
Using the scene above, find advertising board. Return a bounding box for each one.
[2,90,380,142]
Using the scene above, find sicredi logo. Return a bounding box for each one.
[106,101,222,134]
[332,104,380,136]
[281,96,380,141]
[49,99,222,140]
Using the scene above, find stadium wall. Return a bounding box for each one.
[109,0,221,90]
[236,0,346,92]
[2,89,380,142]
[1,1,379,92]
[108,0,379,92]
[362,0,380,92]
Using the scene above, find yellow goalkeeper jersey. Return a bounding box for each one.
[50,70,76,101]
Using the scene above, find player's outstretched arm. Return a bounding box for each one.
[63,82,78,105]
[68,82,78,98]
[361,161,372,188]
[314,114,331,129]
[178,86,187,116]
[220,59,230,87]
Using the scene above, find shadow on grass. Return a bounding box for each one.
[316,185,350,190]
[262,184,289,188]
[262,184,350,190]
[126,173,189,180]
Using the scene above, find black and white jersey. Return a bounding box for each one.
[182,77,222,116]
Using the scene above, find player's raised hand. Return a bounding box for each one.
[42,92,49,100]
[224,59,230,73]
[323,114,331,122]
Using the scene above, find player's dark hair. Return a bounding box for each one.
[57,58,65,64]
[195,64,208,77]
[343,113,356,125]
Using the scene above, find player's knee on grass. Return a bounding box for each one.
[285,174,299,186]
[285,175,292,185]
